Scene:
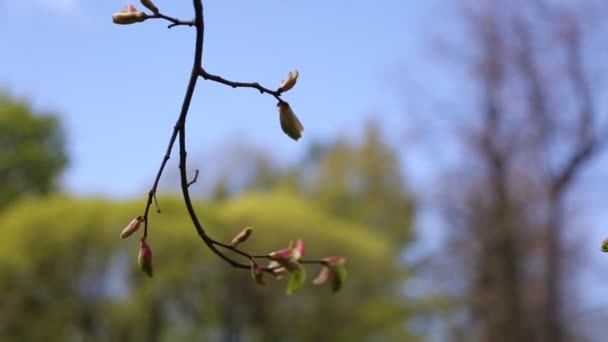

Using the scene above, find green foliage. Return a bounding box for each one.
[286,268,306,295]
[0,93,68,209]
[0,191,419,341]
[309,121,414,244]
[329,263,347,293]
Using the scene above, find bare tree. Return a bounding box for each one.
[419,1,608,341]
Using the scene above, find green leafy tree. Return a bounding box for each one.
[0,193,420,341]
[0,93,68,209]
[306,121,414,245]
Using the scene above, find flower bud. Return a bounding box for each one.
[278,70,299,93]
[230,227,253,247]
[601,237,608,252]
[290,239,304,259]
[250,259,265,285]
[269,248,293,261]
[323,256,346,265]
[138,237,153,277]
[268,249,300,272]
[268,261,288,277]
[120,216,144,239]
[286,267,306,295]
[113,11,147,25]
[278,102,303,141]
[112,5,147,25]
[140,0,159,14]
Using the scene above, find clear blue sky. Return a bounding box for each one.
[0,0,436,198]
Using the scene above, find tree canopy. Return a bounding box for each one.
[0,192,419,341]
[0,93,68,209]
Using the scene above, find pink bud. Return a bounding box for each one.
[120,216,144,239]
[250,259,265,285]
[294,239,304,259]
[268,250,300,272]
[125,4,138,12]
[323,256,345,265]
[267,261,288,277]
[313,266,330,285]
[269,240,304,272]
[138,237,153,277]
[273,267,288,276]
[230,227,253,247]
[269,248,293,261]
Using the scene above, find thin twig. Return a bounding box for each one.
[140,0,331,276]
[153,193,161,213]
[187,169,199,187]
[199,68,285,103]
[145,13,195,29]
[143,145,173,237]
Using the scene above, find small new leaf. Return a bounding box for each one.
[329,264,347,293]
[278,70,299,93]
[286,267,306,295]
[320,256,346,292]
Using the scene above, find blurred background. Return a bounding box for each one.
[1,0,608,341]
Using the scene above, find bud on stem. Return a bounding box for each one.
[278,102,304,141]
[140,0,159,14]
[230,227,253,247]
[138,236,154,277]
[250,258,265,285]
[121,216,144,239]
[278,70,299,93]
[112,4,147,25]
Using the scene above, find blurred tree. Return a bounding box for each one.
[193,122,420,340]
[0,93,68,209]
[419,1,608,341]
[0,193,421,341]
[307,121,415,245]
[207,122,415,247]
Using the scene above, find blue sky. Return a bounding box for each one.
[0,0,436,198]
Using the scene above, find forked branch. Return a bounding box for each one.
[113,0,345,294]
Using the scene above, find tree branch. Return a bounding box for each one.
[199,68,285,103]
[187,169,199,187]
[128,0,336,282]
[145,13,195,29]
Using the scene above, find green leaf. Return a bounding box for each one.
[329,264,347,293]
[286,267,306,295]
